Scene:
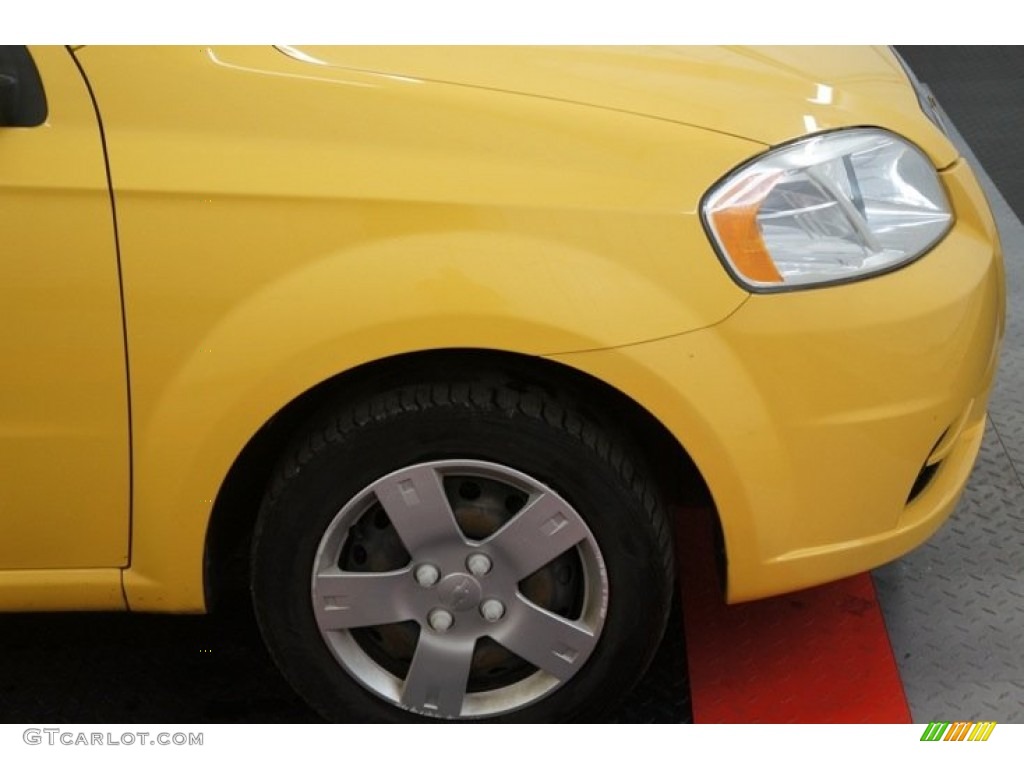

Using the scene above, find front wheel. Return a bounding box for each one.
[251,376,674,722]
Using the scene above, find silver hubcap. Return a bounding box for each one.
[310,459,609,719]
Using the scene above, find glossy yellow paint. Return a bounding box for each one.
[553,159,1004,600]
[74,45,760,610]
[286,46,956,167]
[0,569,124,611]
[0,46,1003,611]
[0,46,129,574]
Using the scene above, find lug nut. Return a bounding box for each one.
[480,599,505,622]
[414,564,441,588]
[428,608,455,633]
[466,553,492,576]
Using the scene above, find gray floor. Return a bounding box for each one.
[874,114,1024,723]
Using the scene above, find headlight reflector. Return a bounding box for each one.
[703,128,953,291]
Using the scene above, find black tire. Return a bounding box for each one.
[251,374,674,722]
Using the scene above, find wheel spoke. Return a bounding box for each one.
[313,568,413,630]
[486,491,588,579]
[306,458,612,719]
[400,632,475,718]
[496,599,598,680]
[372,465,465,553]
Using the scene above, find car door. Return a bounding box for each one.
[0,46,128,569]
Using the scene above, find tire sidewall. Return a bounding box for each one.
[252,397,671,722]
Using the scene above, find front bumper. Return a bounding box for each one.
[550,158,1005,602]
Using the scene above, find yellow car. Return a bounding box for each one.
[0,45,1004,722]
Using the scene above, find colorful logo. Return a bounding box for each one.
[920,722,996,742]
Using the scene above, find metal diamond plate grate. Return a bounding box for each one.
[877,48,1024,724]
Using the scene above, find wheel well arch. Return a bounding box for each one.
[203,348,715,611]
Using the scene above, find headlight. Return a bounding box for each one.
[702,128,954,291]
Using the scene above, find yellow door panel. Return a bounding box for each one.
[0,46,129,569]
[0,568,124,611]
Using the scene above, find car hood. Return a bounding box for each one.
[278,45,957,168]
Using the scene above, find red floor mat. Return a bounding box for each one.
[677,507,911,723]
